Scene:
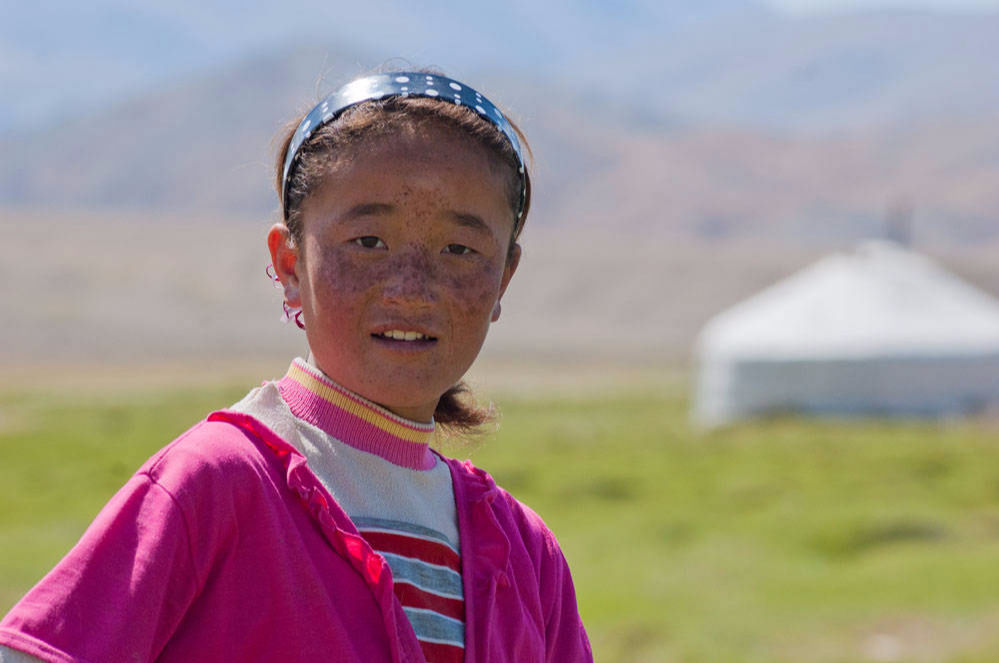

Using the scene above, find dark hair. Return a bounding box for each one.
[274,85,531,435]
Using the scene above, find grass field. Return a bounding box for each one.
[2,366,999,662]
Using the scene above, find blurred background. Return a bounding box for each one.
[2,1,999,661]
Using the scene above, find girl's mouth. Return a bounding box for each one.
[372,330,438,342]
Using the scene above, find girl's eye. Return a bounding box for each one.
[443,244,474,255]
[353,236,386,249]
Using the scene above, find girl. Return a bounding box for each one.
[0,72,592,662]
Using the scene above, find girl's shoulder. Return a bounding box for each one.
[133,410,304,514]
[440,455,563,555]
[440,454,590,661]
[139,415,274,483]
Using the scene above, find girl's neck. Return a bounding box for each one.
[303,352,438,423]
[279,357,437,470]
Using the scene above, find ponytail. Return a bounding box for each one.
[434,381,494,435]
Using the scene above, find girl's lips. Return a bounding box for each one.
[370,327,440,351]
[370,322,440,341]
[370,333,439,352]
[373,329,438,341]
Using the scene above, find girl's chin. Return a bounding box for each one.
[352,381,450,422]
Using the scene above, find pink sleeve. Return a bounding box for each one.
[538,530,593,663]
[0,474,199,663]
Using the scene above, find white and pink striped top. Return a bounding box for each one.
[230,358,465,663]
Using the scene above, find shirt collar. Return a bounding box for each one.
[276,357,437,470]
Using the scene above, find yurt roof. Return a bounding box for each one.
[697,241,999,360]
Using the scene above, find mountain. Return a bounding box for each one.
[5,2,998,133]
[3,40,998,245]
[5,3,998,364]
[578,10,999,131]
[1,0,767,132]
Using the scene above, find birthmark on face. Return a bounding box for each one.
[310,231,504,312]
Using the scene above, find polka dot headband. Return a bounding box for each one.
[281,72,529,227]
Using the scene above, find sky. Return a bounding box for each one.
[769,0,999,12]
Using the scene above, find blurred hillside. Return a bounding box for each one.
[2,209,996,366]
[4,2,999,132]
[3,3,998,364]
[3,9,999,243]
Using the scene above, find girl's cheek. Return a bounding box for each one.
[315,248,374,295]
[311,241,506,308]
[445,260,507,308]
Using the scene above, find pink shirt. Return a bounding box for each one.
[0,410,592,662]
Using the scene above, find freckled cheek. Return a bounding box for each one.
[306,244,505,321]
[443,263,505,316]
[303,253,380,325]
[312,251,369,293]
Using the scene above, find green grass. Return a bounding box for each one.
[3,376,999,662]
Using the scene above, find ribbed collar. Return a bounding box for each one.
[276,358,437,470]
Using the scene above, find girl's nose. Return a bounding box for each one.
[381,249,439,307]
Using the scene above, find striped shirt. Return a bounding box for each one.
[230,358,465,662]
[356,518,464,663]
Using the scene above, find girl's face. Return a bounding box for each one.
[269,123,520,422]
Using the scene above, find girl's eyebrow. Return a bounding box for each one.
[340,203,494,237]
[450,212,493,236]
[343,202,394,219]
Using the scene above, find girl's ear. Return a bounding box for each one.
[267,223,302,307]
[492,243,522,322]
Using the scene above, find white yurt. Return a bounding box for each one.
[694,241,999,426]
